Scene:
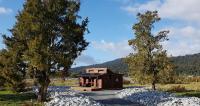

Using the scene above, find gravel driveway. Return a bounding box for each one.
[80,90,144,106]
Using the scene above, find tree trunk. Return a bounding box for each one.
[152,71,156,90]
[37,76,50,102]
[152,81,156,90]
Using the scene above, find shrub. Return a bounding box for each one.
[0,77,5,88]
[123,79,131,84]
[168,85,187,92]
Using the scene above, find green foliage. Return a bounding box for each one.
[0,49,26,92]
[1,0,88,101]
[0,13,28,91]
[126,11,173,90]
[172,53,200,76]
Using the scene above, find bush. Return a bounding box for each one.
[123,79,131,85]
[0,77,5,88]
[168,85,187,92]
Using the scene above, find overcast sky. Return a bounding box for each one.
[1,0,200,67]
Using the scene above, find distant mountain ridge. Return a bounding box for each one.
[171,53,200,76]
[70,58,128,74]
[71,53,200,76]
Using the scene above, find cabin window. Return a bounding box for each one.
[88,70,93,72]
[98,70,104,72]
[109,75,112,79]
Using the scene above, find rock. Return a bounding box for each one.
[158,97,200,106]
[116,87,200,106]
[45,94,102,106]
[33,86,103,106]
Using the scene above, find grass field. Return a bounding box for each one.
[124,82,200,98]
[25,78,79,87]
[0,78,78,106]
[50,78,78,86]
[0,90,42,106]
[158,82,200,98]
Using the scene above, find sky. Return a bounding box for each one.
[1,0,200,67]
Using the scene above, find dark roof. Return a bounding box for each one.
[79,73,104,77]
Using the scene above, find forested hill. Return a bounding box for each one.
[70,58,128,75]
[171,53,200,76]
[71,53,200,76]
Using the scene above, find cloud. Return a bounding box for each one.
[121,0,161,14]
[0,7,12,14]
[121,0,200,23]
[162,26,200,56]
[91,26,200,57]
[120,0,200,56]
[92,40,133,57]
[74,54,98,66]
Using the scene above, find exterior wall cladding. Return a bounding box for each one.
[79,68,123,89]
[100,73,123,89]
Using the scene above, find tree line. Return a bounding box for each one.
[71,54,200,77]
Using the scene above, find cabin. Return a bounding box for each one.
[78,68,123,91]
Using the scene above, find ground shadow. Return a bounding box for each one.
[0,92,36,102]
[81,92,114,96]
[182,92,200,98]
[123,86,144,89]
[96,98,143,106]
[174,91,200,98]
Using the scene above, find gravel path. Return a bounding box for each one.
[80,90,144,106]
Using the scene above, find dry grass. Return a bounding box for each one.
[50,78,78,86]
[124,82,200,98]
[164,85,187,92]
[157,82,200,91]
[124,82,200,91]
[25,78,79,87]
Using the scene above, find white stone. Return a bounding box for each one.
[116,87,200,106]
[37,86,103,106]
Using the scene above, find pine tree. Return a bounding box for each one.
[2,0,89,101]
[126,11,173,90]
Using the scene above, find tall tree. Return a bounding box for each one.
[3,0,89,101]
[126,11,172,90]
